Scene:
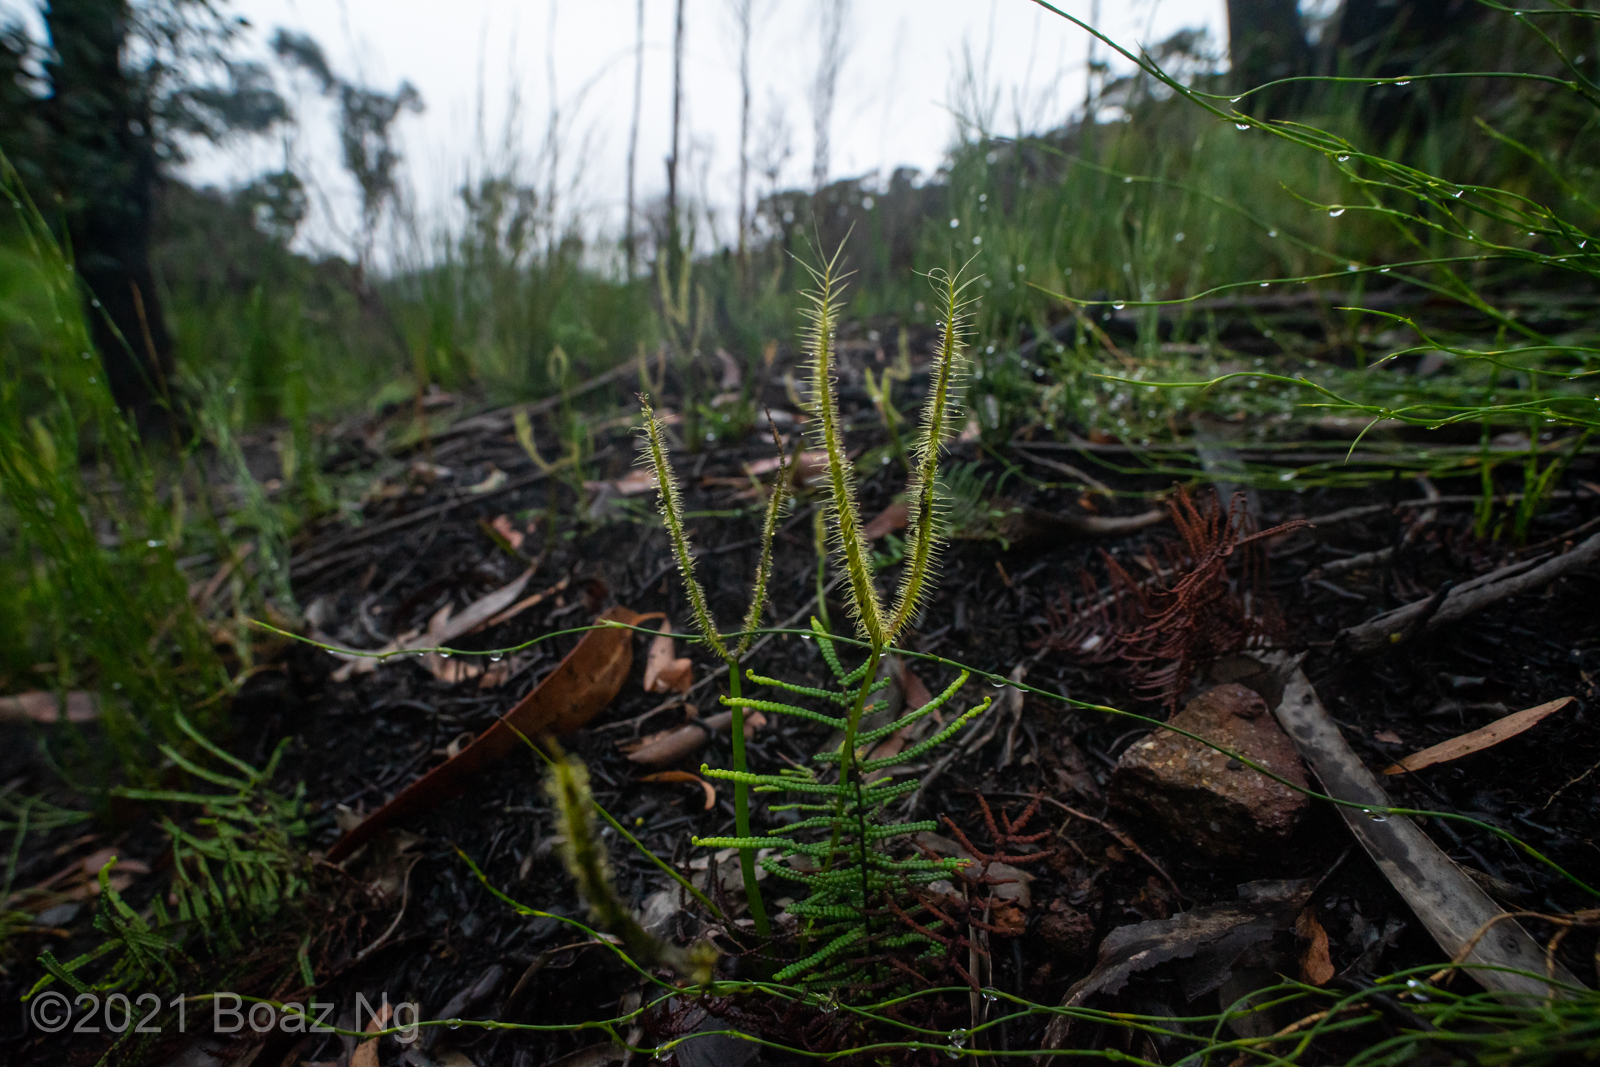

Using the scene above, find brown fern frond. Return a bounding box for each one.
[1034,486,1308,709]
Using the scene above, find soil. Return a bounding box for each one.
[4,308,1599,1066]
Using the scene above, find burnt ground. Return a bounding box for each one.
[4,313,1600,1066]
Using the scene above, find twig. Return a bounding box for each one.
[350,854,421,964]
[288,466,561,579]
[1012,448,1116,496]
[1025,794,1184,904]
[1337,532,1600,654]
[1265,658,1582,998]
[1309,547,1394,580]
[1518,513,1600,559]
[1543,756,1600,810]
[429,358,647,446]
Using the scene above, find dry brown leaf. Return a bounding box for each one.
[332,568,535,680]
[476,657,516,689]
[8,848,149,908]
[0,690,97,725]
[484,576,571,629]
[327,607,647,863]
[1296,907,1335,985]
[862,501,910,541]
[643,621,693,694]
[893,658,933,711]
[625,711,726,767]
[641,770,717,811]
[422,652,483,684]
[590,469,658,496]
[489,514,524,550]
[745,450,828,482]
[350,1001,392,1067]
[1383,696,1574,775]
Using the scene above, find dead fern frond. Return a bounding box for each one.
[1036,486,1307,709]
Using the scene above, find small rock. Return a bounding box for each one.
[1111,683,1309,858]
[1037,906,1095,962]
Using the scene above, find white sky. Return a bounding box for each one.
[6,0,1231,263]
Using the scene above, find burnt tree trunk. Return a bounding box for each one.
[1226,0,1311,115]
[44,0,172,421]
[1333,0,1491,142]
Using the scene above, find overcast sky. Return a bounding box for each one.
[7,0,1230,261]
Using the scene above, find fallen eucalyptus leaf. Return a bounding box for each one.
[1384,696,1574,775]
[326,607,644,863]
[641,770,717,810]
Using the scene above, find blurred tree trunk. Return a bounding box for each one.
[625,0,642,278]
[1332,0,1490,141]
[44,0,173,421]
[1226,0,1310,114]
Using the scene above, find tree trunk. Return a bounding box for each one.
[1332,0,1490,142]
[734,0,752,281]
[665,0,684,261]
[1226,0,1310,115]
[625,0,643,278]
[44,0,173,421]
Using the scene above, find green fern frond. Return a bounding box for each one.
[889,264,980,640]
[718,696,848,730]
[741,672,860,706]
[853,671,972,746]
[861,699,991,772]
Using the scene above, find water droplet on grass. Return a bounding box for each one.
[1112,301,1125,310]
[1337,154,1350,162]
[1329,207,1346,217]
[1235,122,1250,130]
[945,1029,968,1057]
